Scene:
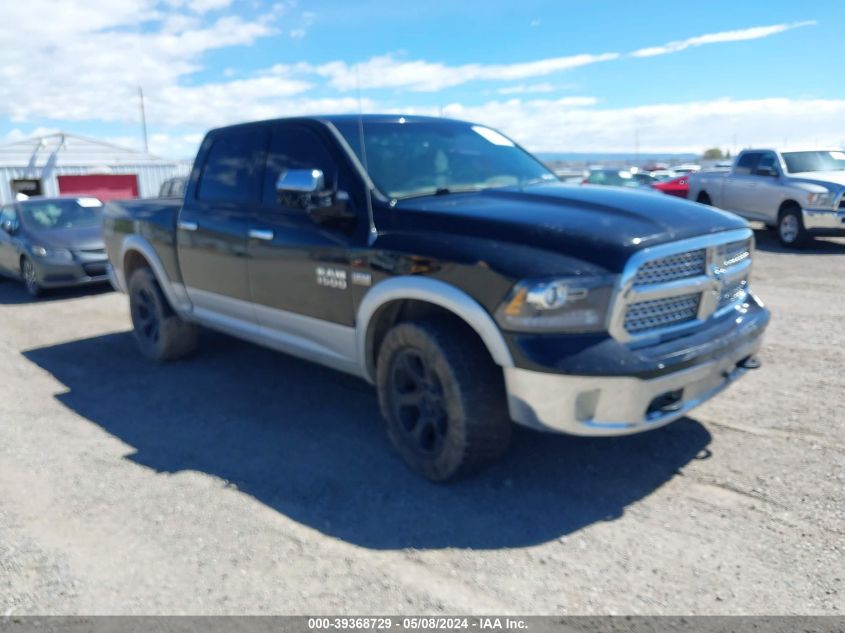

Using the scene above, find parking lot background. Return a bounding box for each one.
[0,228,842,614]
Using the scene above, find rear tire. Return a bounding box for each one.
[777,205,810,248]
[376,320,512,482]
[21,257,42,298]
[697,192,712,205]
[128,267,198,361]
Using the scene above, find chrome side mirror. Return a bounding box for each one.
[276,169,325,195]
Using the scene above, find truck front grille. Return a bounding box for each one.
[718,276,748,310]
[633,249,706,286]
[82,262,108,277]
[610,229,754,342]
[624,293,701,334]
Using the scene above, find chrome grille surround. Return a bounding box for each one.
[717,275,748,310]
[608,228,754,344]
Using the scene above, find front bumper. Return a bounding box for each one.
[803,208,845,235]
[34,258,110,289]
[504,301,768,436]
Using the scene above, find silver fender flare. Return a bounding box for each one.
[355,276,514,383]
[119,235,193,316]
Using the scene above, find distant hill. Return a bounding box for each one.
[537,152,699,162]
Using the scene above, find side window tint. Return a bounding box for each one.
[198,128,266,203]
[755,154,777,174]
[263,125,338,206]
[734,153,760,176]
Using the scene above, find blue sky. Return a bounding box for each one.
[2,0,844,157]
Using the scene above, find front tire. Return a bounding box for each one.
[778,206,810,248]
[128,267,198,361]
[376,320,512,482]
[21,257,42,297]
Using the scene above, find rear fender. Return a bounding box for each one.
[119,235,193,316]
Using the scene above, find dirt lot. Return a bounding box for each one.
[0,228,842,615]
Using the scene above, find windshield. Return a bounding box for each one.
[334,119,557,199]
[781,151,845,173]
[20,198,103,230]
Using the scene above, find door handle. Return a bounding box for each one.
[248,229,274,241]
[178,221,198,232]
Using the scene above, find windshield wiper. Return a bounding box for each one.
[395,187,483,201]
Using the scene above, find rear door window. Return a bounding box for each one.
[734,153,761,176]
[197,128,266,203]
[754,153,778,175]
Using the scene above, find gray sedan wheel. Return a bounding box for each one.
[21,258,42,297]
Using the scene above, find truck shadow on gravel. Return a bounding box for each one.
[752,228,845,255]
[24,330,712,550]
[0,282,112,304]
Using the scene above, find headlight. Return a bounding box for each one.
[495,275,617,333]
[31,246,74,261]
[807,192,835,208]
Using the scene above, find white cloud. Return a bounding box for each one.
[304,52,619,92]
[432,97,845,154]
[289,28,307,39]
[0,6,830,161]
[631,21,816,57]
[0,0,279,125]
[187,0,232,13]
[1,127,62,145]
[497,82,557,95]
[147,132,206,157]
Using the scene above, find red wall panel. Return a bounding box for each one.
[57,174,139,201]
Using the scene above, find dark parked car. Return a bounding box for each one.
[0,197,110,297]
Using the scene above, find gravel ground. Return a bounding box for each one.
[0,227,842,615]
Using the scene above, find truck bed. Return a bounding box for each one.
[103,197,183,289]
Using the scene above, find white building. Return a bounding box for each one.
[0,132,191,204]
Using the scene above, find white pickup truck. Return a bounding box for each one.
[688,149,845,247]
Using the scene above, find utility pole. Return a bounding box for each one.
[634,128,640,167]
[138,86,149,154]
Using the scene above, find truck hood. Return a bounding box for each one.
[788,171,845,188]
[25,224,105,251]
[393,182,746,272]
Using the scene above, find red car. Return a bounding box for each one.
[651,174,690,198]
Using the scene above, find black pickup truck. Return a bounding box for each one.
[104,115,770,481]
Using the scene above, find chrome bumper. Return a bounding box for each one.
[803,208,845,232]
[504,333,763,436]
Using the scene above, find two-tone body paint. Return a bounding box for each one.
[103,114,757,386]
